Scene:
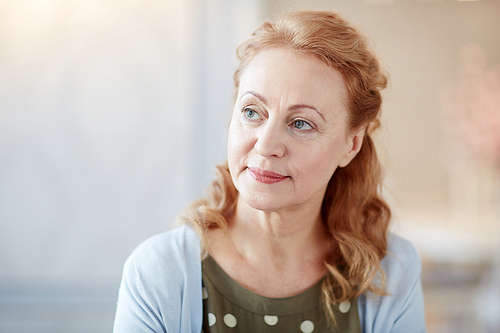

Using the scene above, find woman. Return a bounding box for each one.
[113,10,426,333]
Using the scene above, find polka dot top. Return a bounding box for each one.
[201,256,361,333]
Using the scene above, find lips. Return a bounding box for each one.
[247,167,289,184]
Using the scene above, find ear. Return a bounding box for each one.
[338,127,366,168]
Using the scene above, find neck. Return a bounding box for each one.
[227,195,329,268]
[206,194,330,297]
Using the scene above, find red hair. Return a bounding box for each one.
[182,10,391,326]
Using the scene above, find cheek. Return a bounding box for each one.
[301,153,336,180]
[226,128,240,190]
[228,119,254,154]
[294,140,343,179]
[227,122,249,172]
[227,123,240,161]
[227,123,254,192]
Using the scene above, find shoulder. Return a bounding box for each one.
[383,233,422,289]
[114,225,203,332]
[357,233,427,333]
[128,224,200,268]
[124,225,201,290]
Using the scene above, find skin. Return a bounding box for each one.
[208,47,365,298]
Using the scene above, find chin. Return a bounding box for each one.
[237,188,290,212]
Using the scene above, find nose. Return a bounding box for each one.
[254,121,286,158]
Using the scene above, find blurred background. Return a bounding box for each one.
[1,0,499,332]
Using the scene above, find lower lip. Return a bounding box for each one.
[247,168,288,184]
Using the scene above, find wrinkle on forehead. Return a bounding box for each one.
[237,47,349,127]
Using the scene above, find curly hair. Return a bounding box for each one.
[181,10,391,326]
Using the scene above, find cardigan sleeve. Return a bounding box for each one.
[113,253,167,333]
[113,226,203,333]
[358,233,427,333]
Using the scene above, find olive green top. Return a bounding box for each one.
[201,256,361,332]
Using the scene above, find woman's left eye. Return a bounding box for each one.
[292,120,313,130]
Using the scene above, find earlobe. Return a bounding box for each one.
[338,129,366,168]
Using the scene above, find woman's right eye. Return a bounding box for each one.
[243,107,261,120]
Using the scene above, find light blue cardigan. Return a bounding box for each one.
[113,225,427,332]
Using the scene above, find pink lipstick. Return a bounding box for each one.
[247,167,288,184]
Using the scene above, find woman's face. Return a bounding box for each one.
[228,47,363,213]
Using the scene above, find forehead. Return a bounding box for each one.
[238,48,348,115]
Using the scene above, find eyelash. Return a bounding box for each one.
[243,107,261,120]
[241,107,315,132]
[291,119,313,131]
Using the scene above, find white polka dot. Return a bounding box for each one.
[223,313,237,328]
[208,313,216,326]
[339,300,351,313]
[202,287,208,299]
[264,315,278,326]
[300,320,315,332]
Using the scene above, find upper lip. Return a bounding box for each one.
[247,167,288,178]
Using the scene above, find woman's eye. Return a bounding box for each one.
[244,108,261,120]
[293,120,313,130]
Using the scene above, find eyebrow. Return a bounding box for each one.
[240,91,268,105]
[289,104,326,122]
[240,91,326,122]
